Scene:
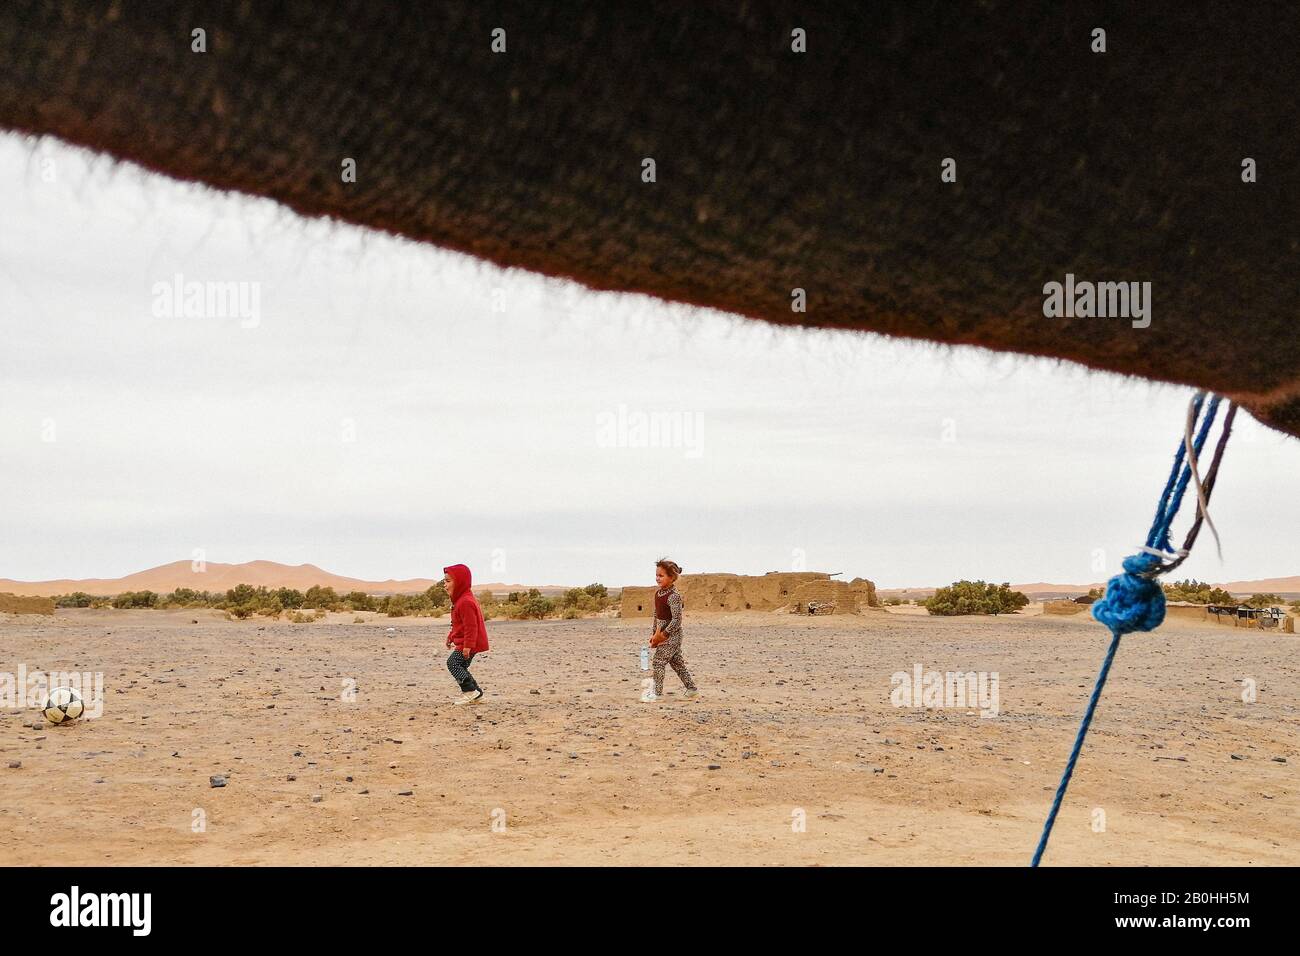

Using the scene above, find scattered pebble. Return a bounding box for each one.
[209,775,226,788]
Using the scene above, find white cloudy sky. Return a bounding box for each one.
[1,133,1296,589]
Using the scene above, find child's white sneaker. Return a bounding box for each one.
[642,691,659,702]
[683,688,699,699]
[454,689,484,706]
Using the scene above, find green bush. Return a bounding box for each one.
[1162,579,1235,605]
[226,583,259,606]
[160,587,200,607]
[345,591,376,612]
[303,585,340,610]
[924,581,1029,616]
[517,597,553,619]
[111,590,159,609]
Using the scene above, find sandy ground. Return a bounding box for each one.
[1,607,1296,866]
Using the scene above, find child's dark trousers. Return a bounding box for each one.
[447,649,479,693]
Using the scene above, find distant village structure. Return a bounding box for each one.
[620,571,879,617]
[1044,597,1294,632]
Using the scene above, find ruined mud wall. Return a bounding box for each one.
[0,593,56,615]
[621,572,878,617]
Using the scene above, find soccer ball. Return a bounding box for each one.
[42,687,85,725]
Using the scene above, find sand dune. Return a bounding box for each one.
[1220,575,1300,595]
[0,560,570,598]
[3,558,1296,601]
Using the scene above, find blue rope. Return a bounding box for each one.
[1031,393,1222,867]
[1031,630,1121,866]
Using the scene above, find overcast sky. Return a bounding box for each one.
[1,133,1296,590]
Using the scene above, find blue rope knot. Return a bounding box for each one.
[1091,552,1166,636]
[1032,392,1233,867]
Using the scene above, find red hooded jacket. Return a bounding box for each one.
[444,564,489,654]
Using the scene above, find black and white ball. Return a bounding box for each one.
[42,687,84,725]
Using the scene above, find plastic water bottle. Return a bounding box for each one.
[640,646,650,671]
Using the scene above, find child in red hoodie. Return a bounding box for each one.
[442,564,489,705]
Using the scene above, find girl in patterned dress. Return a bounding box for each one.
[647,558,698,701]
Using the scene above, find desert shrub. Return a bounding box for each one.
[229,603,257,619]
[54,592,97,608]
[345,591,375,612]
[1162,579,1235,605]
[226,583,259,606]
[924,581,1029,616]
[276,587,305,609]
[393,590,446,617]
[379,594,414,617]
[1244,593,1284,608]
[111,590,159,609]
[558,585,613,615]
[303,585,340,610]
[161,587,203,607]
[517,596,553,620]
[289,610,313,623]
